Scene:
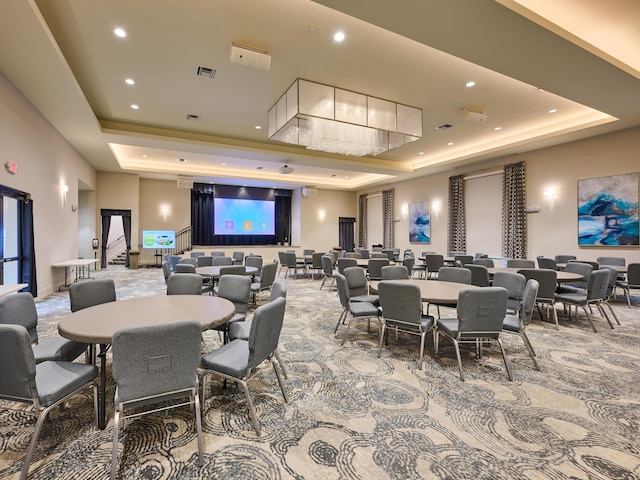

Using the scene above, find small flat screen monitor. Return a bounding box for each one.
[142,230,176,248]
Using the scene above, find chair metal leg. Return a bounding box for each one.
[581,306,598,333]
[271,357,289,403]
[111,409,120,480]
[341,315,356,346]
[418,332,426,370]
[519,332,540,370]
[597,303,615,329]
[273,349,288,380]
[237,378,261,436]
[194,393,204,466]
[452,338,464,381]
[377,322,387,358]
[497,338,513,381]
[334,309,347,334]
[604,300,621,325]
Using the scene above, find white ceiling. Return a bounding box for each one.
[1,0,639,191]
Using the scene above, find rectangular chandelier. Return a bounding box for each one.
[267,79,422,157]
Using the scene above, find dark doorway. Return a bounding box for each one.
[100,209,132,268]
[339,217,356,253]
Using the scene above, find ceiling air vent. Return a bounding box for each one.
[435,124,454,130]
[196,66,216,79]
[186,114,200,121]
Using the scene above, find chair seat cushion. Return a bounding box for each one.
[350,294,380,306]
[436,317,459,337]
[228,321,251,341]
[35,361,98,407]
[555,292,587,305]
[201,339,249,379]
[386,314,434,331]
[33,338,87,364]
[349,301,380,317]
[502,314,521,333]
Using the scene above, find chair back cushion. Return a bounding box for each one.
[438,267,472,284]
[269,281,287,301]
[213,256,233,266]
[381,265,409,280]
[220,265,246,276]
[520,279,539,326]
[518,268,557,301]
[343,266,368,297]
[259,261,278,288]
[368,258,390,280]
[457,287,508,338]
[0,292,39,343]
[321,255,334,274]
[196,255,213,267]
[248,297,286,369]
[378,281,422,325]
[217,274,251,314]
[587,269,610,301]
[466,264,490,287]
[112,320,202,405]
[167,273,203,295]
[175,263,196,273]
[337,257,358,274]
[245,255,264,271]
[536,257,557,270]
[0,324,37,400]
[506,259,536,268]
[69,279,116,312]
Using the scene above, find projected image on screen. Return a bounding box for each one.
[214,198,275,235]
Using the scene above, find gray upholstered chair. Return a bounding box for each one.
[215,274,251,326]
[219,265,247,277]
[269,280,287,301]
[435,287,512,381]
[367,258,390,281]
[0,292,87,364]
[377,280,435,370]
[196,255,213,267]
[0,323,98,480]
[467,264,490,287]
[598,265,622,326]
[167,273,204,295]
[559,262,593,293]
[381,265,409,280]
[175,262,196,273]
[518,268,560,330]
[232,251,244,265]
[503,279,540,371]
[168,255,182,272]
[617,263,640,307]
[381,249,395,262]
[337,257,358,274]
[343,266,379,306]
[250,260,277,304]
[402,256,416,277]
[277,251,287,277]
[427,266,472,317]
[555,269,613,332]
[555,255,577,264]
[536,257,557,270]
[245,255,264,278]
[454,255,474,267]
[335,272,381,345]
[69,278,117,312]
[190,251,205,258]
[213,256,233,266]
[284,251,307,278]
[211,251,226,257]
[179,257,198,267]
[506,259,536,269]
[111,320,203,479]
[162,260,172,284]
[344,251,361,259]
[359,249,370,259]
[320,255,336,291]
[492,271,526,314]
[200,297,288,435]
[473,258,495,268]
[596,256,625,267]
[309,252,325,279]
[424,254,445,279]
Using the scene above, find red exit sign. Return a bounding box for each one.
[5,161,18,174]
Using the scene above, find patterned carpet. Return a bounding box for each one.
[1,265,640,479]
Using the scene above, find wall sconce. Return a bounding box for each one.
[60,184,68,206]
[318,209,326,222]
[432,201,441,218]
[544,189,557,209]
[401,204,408,220]
[160,206,170,221]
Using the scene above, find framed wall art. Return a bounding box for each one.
[409,201,430,243]
[578,172,639,246]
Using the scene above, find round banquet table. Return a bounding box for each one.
[58,295,235,429]
[195,265,258,277]
[370,279,474,304]
[487,267,583,282]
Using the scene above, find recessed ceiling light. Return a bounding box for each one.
[142,154,147,158]
[448,142,454,146]
[221,163,227,166]
[334,31,345,42]
[130,104,139,110]
[548,109,558,114]
[114,28,126,38]
[308,26,316,33]
[255,125,262,129]
[466,81,476,87]
[419,152,424,155]
[125,78,135,85]
[494,127,502,131]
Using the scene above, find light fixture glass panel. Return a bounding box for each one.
[299,80,334,119]
[268,106,277,137]
[335,89,367,127]
[286,81,299,122]
[276,95,288,131]
[397,104,422,137]
[368,97,396,131]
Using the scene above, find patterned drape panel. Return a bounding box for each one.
[447,175,466,254]
[358,194,367,248]
[382,189,394,248]
[502,161,527,259]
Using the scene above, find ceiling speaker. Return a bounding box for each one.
[301,187,317,197]
[279,165,294,174]
[230,43,271,71]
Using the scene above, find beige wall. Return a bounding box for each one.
[0,72,95,296]
[356,126,640,264]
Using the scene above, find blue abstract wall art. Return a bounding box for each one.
[578,172,639,246]
[409,201,430,243]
